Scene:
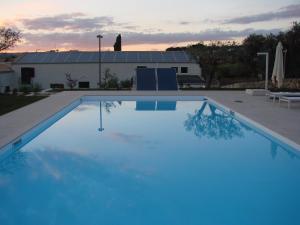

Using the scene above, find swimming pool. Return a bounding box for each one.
[0,96,300,225]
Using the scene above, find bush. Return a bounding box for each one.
[120,79,132,89]
[18,83,42,93]
[216,63,252,78]
[32,83,42,92]
[102,68,119,89]
[19,85,32,93]
[105,77,119,89]
[12,88,18,95]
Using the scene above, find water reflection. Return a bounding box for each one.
[0,150,27,175]
[75,101,122,113]
[103,101,122,113]
[98,101,122,132]
[184,102,246,140]
[270,140,300,160]
[136,101,176,111]
[1,100,299,179]
[136,101,156,111]
[271,142,278,159]
[157,102,176,111]
[184,101,300,160]
[99,102,104,132]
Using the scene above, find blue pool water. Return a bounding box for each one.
[0,97,300,225]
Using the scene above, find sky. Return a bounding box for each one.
[0,0,300,52]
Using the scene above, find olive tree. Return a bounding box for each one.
[0,27,21,52]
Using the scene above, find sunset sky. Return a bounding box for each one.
[1,0,300,52]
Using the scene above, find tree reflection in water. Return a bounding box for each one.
[103,101,122,113]
[184,102,247,140]
[184,101,300,160]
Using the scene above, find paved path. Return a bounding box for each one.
[0,91,299,150]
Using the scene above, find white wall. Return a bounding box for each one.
[0,72,17,93]
[12,63,201,89]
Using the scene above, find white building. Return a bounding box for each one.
[0,64,17,93]
[11,51,201,89]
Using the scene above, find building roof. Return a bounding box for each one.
[14,51,196,64]
[0,53,20,63]
[0,64,13,73]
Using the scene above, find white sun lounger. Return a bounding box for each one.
[279,96,300,109]
[266,92,300,103]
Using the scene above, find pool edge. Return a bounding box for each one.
[0,99,82,159]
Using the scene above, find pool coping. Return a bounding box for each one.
[0,98,82,159]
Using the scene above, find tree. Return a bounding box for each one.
[0,27,21,52]
[167,21,300,85]
[187,42,230,88]
[65,73,78,89]
[103,68,119,89]
[114,34,122,51]
[283,22,300,77]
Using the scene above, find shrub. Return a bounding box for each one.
[65,73,78,89]
[216,63,252,78]
[12,88,18,95]
[19,85,32,93]
[105,77,119,89]
[120,79,132,89]
[103,68,119,89]
[32,83,42,92]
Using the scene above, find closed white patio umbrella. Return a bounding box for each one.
[272,42,284,88]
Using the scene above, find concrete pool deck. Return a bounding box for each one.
[0,91,300,150]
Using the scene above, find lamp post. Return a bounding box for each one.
[257,52,269,90]
[97,34,103,88]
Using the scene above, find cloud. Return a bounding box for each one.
[224,4,300,24]
[19,13,116,31]
[19,27,280,51]
[122,28,281,45]
[7,12,283,51]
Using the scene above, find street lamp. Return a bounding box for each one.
[97,34,103,88]
[257,52,269,90]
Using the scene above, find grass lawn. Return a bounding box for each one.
[0,95,47,116]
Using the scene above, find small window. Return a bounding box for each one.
[21,67,35,84]
[50,83,64,89]
[181,67,188,74]
[78,82,90,88]
[171,67,178,73]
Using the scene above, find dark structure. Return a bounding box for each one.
[114,34,122,51]
[136,68,156,91]
[157,68,178,90]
